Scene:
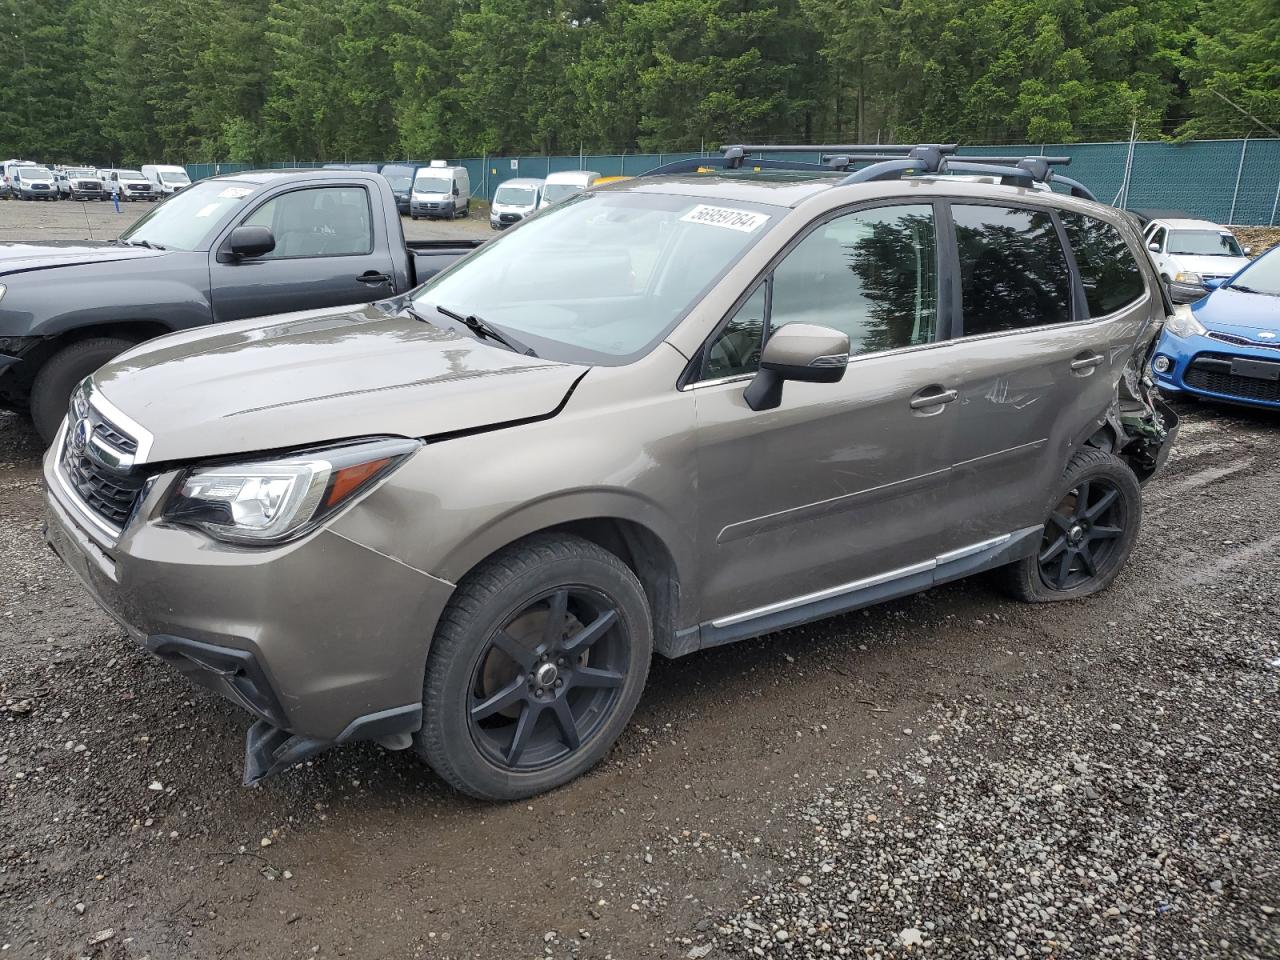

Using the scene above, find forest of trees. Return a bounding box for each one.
[0,0,1277,165]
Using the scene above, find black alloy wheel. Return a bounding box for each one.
[1037,477,1127,590]
[998,449,1142,603]
[468,586,628,771]
[415,533,652,800]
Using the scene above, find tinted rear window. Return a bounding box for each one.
[1061,213,1146,316]
[954,205,1072,335]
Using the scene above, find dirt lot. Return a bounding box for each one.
[1,203,1278,959]
[0,194,491,243]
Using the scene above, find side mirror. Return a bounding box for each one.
[1203,277,1225,290]
[1147,242,1160,252]
[744,323,850,412]
[224,225,275,260]
[1243,245,1253,256]
[453,185,460,196]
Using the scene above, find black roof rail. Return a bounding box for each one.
[636,144,1097,201]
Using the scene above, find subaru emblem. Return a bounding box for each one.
[70,417,90,456]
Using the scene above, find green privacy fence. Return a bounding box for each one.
[183,138,1280,225]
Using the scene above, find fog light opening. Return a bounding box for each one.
[1152,355,1172,374]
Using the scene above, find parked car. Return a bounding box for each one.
[1142,218,1252,303]
[410,162,471,219]
[0,168,484,443]
[13,166,58,200]
[1151,245,1280,409]
[377,163,416,214]
[102,168,158,202]
[57,167,106,200]
[141,164,192,197]
[489,177,544,230]
[538,169,601,209]
[41,154,1177,800]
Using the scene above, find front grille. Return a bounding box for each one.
[1185,352,1280,404]
[126,183,149,191]
[75,181,100,191]
[31,183,49,190]
[499,213,520,223]
[58,408,146,531]
[1208,330,1280,352]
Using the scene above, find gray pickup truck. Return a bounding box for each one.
[0,168,483,442]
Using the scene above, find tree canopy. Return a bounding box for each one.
[0,0,1276,164]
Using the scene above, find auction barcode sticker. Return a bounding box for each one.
[679,204,770,232]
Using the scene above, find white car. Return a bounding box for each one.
[1142,217,1252,302]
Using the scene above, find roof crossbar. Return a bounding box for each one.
[637,144,1097,201]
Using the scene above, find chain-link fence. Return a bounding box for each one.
[182,138,1280,225]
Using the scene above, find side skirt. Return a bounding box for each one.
[688,526,1042,653]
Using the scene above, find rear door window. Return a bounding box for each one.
[1060,212,1147,316]
[953,204,1073,335]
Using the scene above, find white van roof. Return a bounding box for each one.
[544,170,601,187]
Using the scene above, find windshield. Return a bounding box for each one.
[119,179,256,250]
[161,170,191,184]
[542,183,584,204]
[67,168,96,177]
[380,166,413,190]
[414,176,452,194]
[411,192,778,363]
[118,170,146,181]
[1168,230,1244,257]
[1230,247,1280,296]
[21,167,53,181]
[494,185,536,206]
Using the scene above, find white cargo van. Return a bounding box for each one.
[538,170,601,209]
[142,164,192,196]
[410,161,471,220]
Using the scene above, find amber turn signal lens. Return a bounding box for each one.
[324,458,391,509]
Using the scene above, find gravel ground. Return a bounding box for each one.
[0,193,491,242]
[2,401,1276,959]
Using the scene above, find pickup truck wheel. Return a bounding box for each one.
[30,337,136,446]
[999,450,1141,603]
[415,533,652,801]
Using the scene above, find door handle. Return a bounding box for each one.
[909,387,958,410]
[357,271,392,285]
[1070,353,1104,372]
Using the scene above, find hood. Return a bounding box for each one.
[1192,285,1280,338]
[0,240,167,277]
[1165,253,1251,278]
[92,303,585,464]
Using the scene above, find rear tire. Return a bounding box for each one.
[415,534,652,801]
[30,337,137,446]
[998,449,1141,603]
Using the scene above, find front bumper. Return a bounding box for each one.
[19,188,54,199]
[1152,329,1280,409]
[411,199,456,218]
[43,439,455,782]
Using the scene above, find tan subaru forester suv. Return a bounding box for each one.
[44,146,1177,800]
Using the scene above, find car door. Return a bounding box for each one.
[940,202,1152,542]
[208,183,398,323]
[692,202,968,630]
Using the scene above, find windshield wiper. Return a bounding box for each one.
[432,304,538,357]
[122,238,165,250]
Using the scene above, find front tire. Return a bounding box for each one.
[415,534,652,801]
[999,449,1141,603]
[30,337,137,446]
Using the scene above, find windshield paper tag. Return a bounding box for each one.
[680,204,770,232]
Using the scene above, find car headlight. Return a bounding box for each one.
[1174,270,1203,285]
[1164,307,1207,339]
[164,437,420,545]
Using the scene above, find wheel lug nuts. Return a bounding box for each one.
[555,679,563,688]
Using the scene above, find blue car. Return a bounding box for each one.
[1151,245,1280,409]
